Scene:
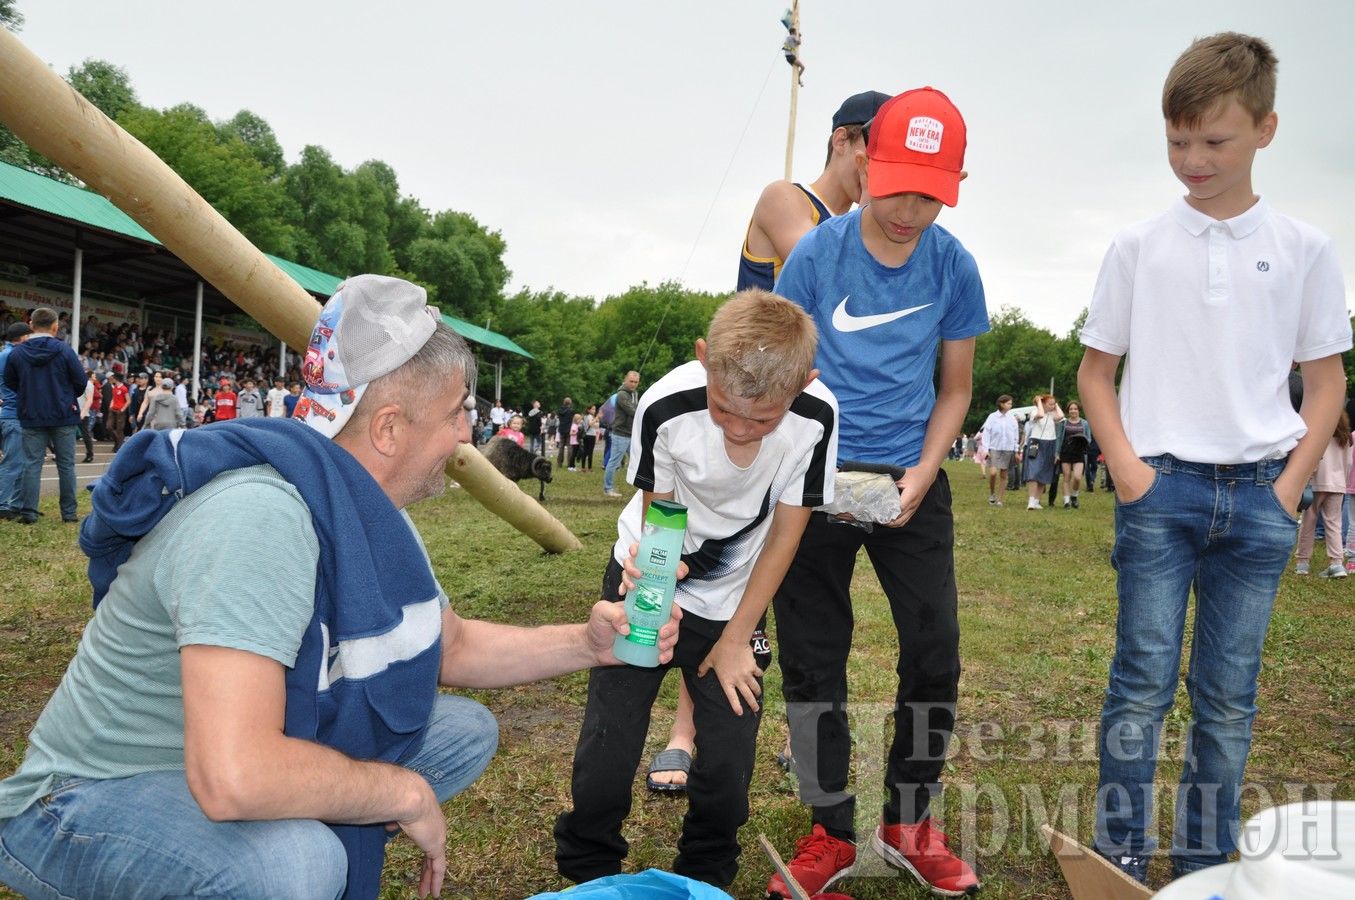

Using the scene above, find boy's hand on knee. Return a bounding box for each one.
[698,636,764,714]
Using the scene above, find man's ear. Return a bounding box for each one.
[694,337,708,368]
[366,403,403,457]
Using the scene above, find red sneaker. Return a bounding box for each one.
[766,824,856,898]
[871,819,980,896]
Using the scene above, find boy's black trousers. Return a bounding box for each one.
[553,558,767,888]
[774,471,961,839]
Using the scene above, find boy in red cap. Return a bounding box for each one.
[766,87,987,898]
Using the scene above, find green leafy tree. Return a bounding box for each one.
[354,159,429,268]
[1,0,22,30]
[408,210,508,324]
[68,59,140,121]
[490,289,602,407]
[281,147,398,276]
[120,103,295,257]
[218,110,285,176]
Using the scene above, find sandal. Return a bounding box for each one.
[646,747,692,793]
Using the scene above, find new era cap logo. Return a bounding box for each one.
[905,116,944,154]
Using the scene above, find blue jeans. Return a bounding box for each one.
[1095,454,1297,875]
[602,434,630,492]
[21,424,77,520]
[0,694,498,899]
[0,418,23,511]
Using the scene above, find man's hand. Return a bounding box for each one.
[1113,458,1157,504]
[390,776,447,899]
[589,599,682,666]
[885,465,937,528]
[697,635,763,714]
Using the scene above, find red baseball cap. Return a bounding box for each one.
[865,87,967,206]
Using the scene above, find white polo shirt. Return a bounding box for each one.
[1081,197,1350,464]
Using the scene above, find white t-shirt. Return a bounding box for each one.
[614,360,838,622]
[266,387,288,417]
[980,410,1019,451]
[1081,198,1351,464]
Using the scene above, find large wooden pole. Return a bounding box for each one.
[783,0,801,180]
[0,27,581,552]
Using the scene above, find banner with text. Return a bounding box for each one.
[0,280,140,327]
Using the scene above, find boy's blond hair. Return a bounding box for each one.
[704,289,816,402]
[1163,31,1277,127]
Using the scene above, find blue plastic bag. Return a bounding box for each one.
[528,869,733,899]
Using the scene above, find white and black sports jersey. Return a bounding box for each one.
[613,360,838,621]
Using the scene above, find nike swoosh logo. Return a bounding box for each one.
[831,296,933,333]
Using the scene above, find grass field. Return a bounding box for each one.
[1,458,1351,899]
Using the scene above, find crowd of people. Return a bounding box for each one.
[471,378,640,496]
[969,392,1102,510]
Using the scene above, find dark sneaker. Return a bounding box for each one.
[872,819,979,896]
[1096,850,1149,884]
[1063,499,1071,509]
[766,825,856,898]
[1071,496,1079,508]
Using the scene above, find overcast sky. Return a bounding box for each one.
[14,0,1355,333]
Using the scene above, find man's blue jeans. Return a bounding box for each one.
[602,434,630,493]
[1095,455,1297,875]
[0,694,498,899]
[0,418,23,511]
[21,424,77,520]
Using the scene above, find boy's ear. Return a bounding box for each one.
[1257,111,1278,148]
[694,338,708,367]
[802,367,821,391]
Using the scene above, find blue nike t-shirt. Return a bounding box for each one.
[775,208,989,468]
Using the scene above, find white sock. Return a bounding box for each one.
[1064,494,1071,503]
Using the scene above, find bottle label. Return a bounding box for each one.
[625,625,659,647]
[632,582,664,613]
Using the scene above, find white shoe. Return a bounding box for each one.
[1318,563,1347,579]
[1295,561,1310,575]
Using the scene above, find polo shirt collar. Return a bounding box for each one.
[1171,195,1270,238]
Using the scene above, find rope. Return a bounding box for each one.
[637,55,780,374]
